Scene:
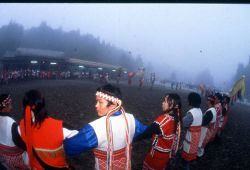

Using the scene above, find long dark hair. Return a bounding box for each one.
[23,89,48,127]
[164,93,182,128]
[164,93,182,156]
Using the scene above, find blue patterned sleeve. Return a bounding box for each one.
[64,124,98,156]
[133,118,148,140]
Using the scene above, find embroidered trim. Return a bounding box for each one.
[96,91,130,170]
[96,91,121,105]
[0,95,11,108]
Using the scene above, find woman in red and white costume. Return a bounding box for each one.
[135,93,182,170]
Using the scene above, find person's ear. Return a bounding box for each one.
[108,103,117,109]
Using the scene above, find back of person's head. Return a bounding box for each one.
[0,93,11,111]
[207,95,216,106]
[166,93,182,110]
[96,83,122,103]
[188,92,201,108]
[23,89,48,126]
[214,92,223,103]
[165,93,182,122]
[223,95,231,104]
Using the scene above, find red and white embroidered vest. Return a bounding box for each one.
[199,107,216,148]
[0,115,29,170]
[151,114,175,155]
[182,108,202,160]
[89,113,136,170]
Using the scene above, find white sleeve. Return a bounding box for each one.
[22,152,29,166]
[63,128,79,139]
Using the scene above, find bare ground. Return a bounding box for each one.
[1,79,250,170]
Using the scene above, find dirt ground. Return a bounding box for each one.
[1,79,250,170]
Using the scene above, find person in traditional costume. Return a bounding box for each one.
[116,68,123,85]
[138,68,145,88]
[220,94,230,132]
[135,93,182,170]
[181,92,202,170]
[212,92,223,140]
[64,84,147,170]
[13,89,78,170]
[197,95,217,157]
[0,94,29,170]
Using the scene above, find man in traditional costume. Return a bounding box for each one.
[0,94,29,170]
[182,92,202,170]
[197,95,217,157]
[64,84,147,170]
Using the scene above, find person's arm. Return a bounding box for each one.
[182,112,193,128]
[202,110,213,126]
[63,128,79,139]
[133,121,161,142]
[63,124,98,156]
[11,123,30,166]
[222,106,227,116]
[11,123,26,150]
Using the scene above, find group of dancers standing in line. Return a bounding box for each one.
[0,83,230,170]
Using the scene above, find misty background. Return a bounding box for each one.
[0,3,250,94]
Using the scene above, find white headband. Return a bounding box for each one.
[96,91,122,105]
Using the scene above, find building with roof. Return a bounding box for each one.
[0,48,124,80]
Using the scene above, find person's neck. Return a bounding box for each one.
[0,108,10,113]
[110,110,122,116]
[0,111,11,117]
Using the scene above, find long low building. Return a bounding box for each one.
[0,48,123,72]
[68,58,121,70]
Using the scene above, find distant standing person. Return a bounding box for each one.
[116,68,123,85]
[128,71,135,85]
[182,92,202,170]
[138,68,145,88]
[150,72,156,89]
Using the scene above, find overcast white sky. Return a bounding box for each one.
[0,3,250,88]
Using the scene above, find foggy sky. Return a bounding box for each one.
[1,3,250,88]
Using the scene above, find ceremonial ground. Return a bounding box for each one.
[1,80,249,170]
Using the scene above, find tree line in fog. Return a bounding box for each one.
[0,21,249,97]
[0,21,144,71]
